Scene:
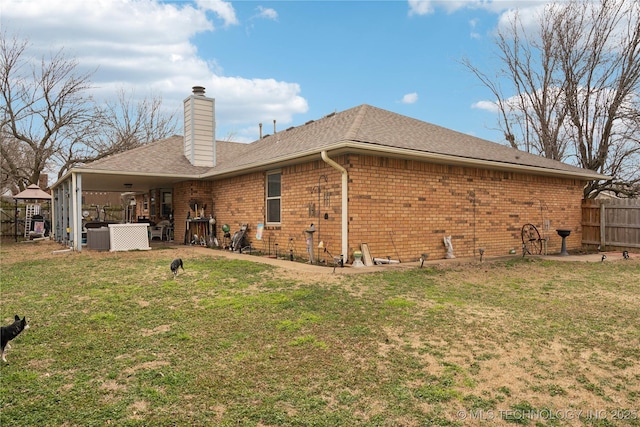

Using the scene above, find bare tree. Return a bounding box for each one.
[0,133,29,193]
[1,32,179,192]
[464,0,640,198]
[52,88,179,177]
[1,33,97,191]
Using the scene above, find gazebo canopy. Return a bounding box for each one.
[13,184,52,200]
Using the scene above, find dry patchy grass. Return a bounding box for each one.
[1,239,639,426]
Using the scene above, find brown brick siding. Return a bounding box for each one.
[211,163,342,263]
[278,161,342,262]
[170,154,585,263]
[173,180,214,243]
[347,154,584,261]
[210,172,265,246]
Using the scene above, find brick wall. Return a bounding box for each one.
[209,172,264,247]
[278,161,342,263]
[172,154,586,263]
[347,154,585,261]
[206,164,343,263]
[173,180,214,243]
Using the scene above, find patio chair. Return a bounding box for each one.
[149,224,165,241]
[149,220,171,241]
[163,224,174,241]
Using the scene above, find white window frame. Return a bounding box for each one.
[265,170,281,225]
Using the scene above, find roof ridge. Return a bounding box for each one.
[344,105,369,141]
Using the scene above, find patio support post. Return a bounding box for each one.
[63,180,70,247]
[59,182,65,245]
[14,199,17,242]
[53,186,61,242]
[72,172,82,252]
[321,151,348,261]
[51,187,56,241]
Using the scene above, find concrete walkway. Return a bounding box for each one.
[183,244,638,275]
[539,250,637,263]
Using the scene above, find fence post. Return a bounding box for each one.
[600,202,606,251]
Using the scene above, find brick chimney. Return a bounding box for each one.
[184,86,216,167]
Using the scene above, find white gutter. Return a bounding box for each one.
[321,150,349,260]
[51,139,609,191]
[205,141,610,182]
[50,168,202,191]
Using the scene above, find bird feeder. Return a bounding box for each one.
[556,229,571,256]
[304,223,315,264]
[352,250,364,268]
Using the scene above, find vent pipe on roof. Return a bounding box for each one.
[259,123,263,139]
[192,86,206,96]
[273,119,276,134]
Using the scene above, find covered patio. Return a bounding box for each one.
[50,168,189,251]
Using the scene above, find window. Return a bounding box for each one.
[161,191,172,218]
[266,171,281,224]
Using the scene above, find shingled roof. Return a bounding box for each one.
[79,104,606,181]
[211,104,605,179]
[76,135,246,176]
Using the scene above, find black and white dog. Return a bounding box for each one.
[1,315,29,363]
[170,258,184,277]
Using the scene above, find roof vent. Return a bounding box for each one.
[192,86,206,96]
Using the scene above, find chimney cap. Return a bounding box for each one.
[192,86,206,96]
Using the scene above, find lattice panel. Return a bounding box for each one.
[108,224,151,252]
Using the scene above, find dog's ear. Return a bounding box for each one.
[14,315,20,321]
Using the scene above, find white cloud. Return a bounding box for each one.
[406,1,561,45]
[0,0,307,141]
[408,0,549,16]
[401,93,419,104]
[256,6,278,21]
[408,0,490,16]
[195,0,238,26]
[472,100,500,113]
[468,18,482,39]
[208,75,308,124]
[408,0,435,16]
[496,3,548,36]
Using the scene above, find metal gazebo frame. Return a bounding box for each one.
[12,184,52,242]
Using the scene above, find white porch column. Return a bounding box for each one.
[72,172,83,252]
[62,180,71,247]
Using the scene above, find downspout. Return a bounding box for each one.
[321,151,348,260]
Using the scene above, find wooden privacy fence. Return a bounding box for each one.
[582,199,640,250]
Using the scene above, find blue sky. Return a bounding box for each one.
[1,0,549,144]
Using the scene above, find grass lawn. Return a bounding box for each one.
[1,240,639,426]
